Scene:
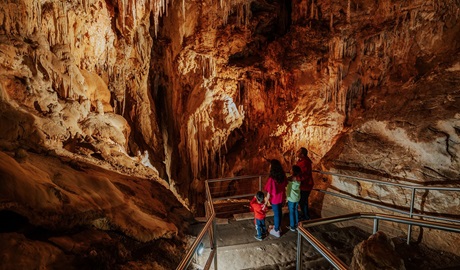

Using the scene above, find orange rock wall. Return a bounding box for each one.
[0,0,459,257]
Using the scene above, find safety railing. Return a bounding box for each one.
[313,170,460,244]
[177,171,460,269]
[176,180,217,270]
[296,212,460,270]
[207,175,266,201]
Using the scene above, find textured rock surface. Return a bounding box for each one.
[0,150,193,269]
[351,231,405,270]
[0,0,459,267]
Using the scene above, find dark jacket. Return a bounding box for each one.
[296,157,313,191]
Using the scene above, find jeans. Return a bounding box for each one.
[288,201,299,228]
[255,218,267,237]
[299,190,311,220]
[271,203,283,231]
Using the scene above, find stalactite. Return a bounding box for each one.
[132,0,137,24]
[122,68,126,117]
[121,0,126,32]
[347,0,351,24]
[69,72,72,99]
[182,0,185,19]
[330,13,333,30]
[62,2,69,45]
[310,0,315,19]
[26,1,35,35]
[234,2,251,27]
[236,4,243,26]
[37,0,42,31]
[51,4,57,47]
[150,0,171,37]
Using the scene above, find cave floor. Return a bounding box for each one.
[189,211,460,270]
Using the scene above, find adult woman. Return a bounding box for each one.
[264,159,287,237]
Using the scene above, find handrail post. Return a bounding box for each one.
[373,218,379,234]
[407,187,416,245]
[212,217,218,270]
[296,230,302,270]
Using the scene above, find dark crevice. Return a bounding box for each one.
[277,0,292,35]
[0,210,30,233]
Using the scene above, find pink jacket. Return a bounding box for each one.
[264,177,287,205]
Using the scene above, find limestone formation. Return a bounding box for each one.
[351,231,405,270]
[0,0,459,268]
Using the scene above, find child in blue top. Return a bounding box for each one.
[286,165,302,231]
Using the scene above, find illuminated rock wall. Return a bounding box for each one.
[0,0,459,263]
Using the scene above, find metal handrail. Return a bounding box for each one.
[317,189,460,224]
[177,171,460,269]
[177,175,265,269]
[176,180,217,270]
[207,174,267,183]
[313,170,460,244]
[208,175,266,201]
[314,170,460,191]
[296,212,460,270]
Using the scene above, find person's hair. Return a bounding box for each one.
[256,191,264,202]
[299,147,308,157]
[269,159,286,184]
[292,165,301,176]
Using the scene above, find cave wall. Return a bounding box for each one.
[153,0,460,253]
[0,0,459,259]
[0,0,167,180]
[0,1,191,268]
[153,0,460,210]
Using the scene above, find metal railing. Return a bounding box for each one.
[177,171,460,269]
[177,175,267,269]
[207,175,266,201]
[176,180,217,270]
[313,170,460,244]
[296,212,460,270]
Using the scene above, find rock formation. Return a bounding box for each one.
[351,231,405,270]
[0,0,459,268]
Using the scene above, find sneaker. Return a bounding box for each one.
[269,228,280,238]
[286,226,296,232]
[254,235,263,241]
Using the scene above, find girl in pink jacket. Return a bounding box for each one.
[264,159,287,237]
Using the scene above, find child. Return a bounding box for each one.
[249,191,268,241]
[286,165,302,231]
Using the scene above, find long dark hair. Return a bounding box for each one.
[269,159,286,184]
